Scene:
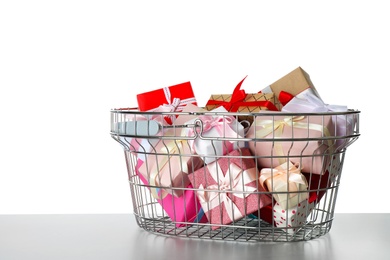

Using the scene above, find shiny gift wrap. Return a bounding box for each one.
[247,114,335,175]
[188,148,272,230]
[260,161,309,210]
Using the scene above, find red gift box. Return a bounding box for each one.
[136,81,197,112]
[188,148,272,230]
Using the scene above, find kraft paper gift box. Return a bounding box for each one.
[261,67,322,108]
[259,161,309,210]
[137,138,204,198]
[258,171,330,234]
[246,113,336,176]
[205,76,279,121]
[136,162,208,227]
[188,148,272,230]
[136,81,197,124]
[184,106,246,164]
[281,88,356,149]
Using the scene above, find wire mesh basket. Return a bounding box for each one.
[110,108,360,242]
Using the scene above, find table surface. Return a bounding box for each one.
[1,214,389,260]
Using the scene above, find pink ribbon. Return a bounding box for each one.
[199,115,234,134]
[188,114,243,156]
[196,162,258,222]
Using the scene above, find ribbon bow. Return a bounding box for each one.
[150,87,197,124]
[260,161,308,209]
[281,88,348,113]
[206,76,278,112]
[196,162,258,222]
[187,114,244,162]
[198,115,234,133]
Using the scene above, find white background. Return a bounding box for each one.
[0,1,388,214]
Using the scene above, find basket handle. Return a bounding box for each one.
[114,120,160,136]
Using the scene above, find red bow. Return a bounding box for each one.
[206,76,278,112]
[279,91,295,106]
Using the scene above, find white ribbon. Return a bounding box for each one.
[162,87,197,111]
[282,88,348,113]
[148,87,197,123]
[282,88,354,141]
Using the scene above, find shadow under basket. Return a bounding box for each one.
[110,108,360,242]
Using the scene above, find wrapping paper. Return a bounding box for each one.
[137,139,204,198]
[259,161,309,210]
[247,113,336,175]
[184,106,246,164]
[281,88,356,149]
[205,76,279,115]
[258,171,331,234]
[136,82,197,124]
[136,161,208,227]
[260,67,322,108]
[188,148,272,230]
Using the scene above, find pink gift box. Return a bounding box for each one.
[247,114,336,175]
[136,160,208,227]
[137,139,204,198]
[188,148,272,230]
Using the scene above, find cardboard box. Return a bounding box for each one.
[261,67,322,106]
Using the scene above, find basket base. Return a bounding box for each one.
[134,215,333,242]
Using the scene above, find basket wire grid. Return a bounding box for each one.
[110,109,360,242]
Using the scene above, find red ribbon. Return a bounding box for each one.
[206,76,279,112]
[279,91,295,106]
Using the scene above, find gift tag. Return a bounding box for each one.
[115,120,160,136]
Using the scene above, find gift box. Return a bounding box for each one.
[281,88,356,149]
[184,106,246,164]
[205,76,279,119]
[247,113,336,175]
[137,138,204,198]
[206,92,279,116]
[259,161,309,210]
[188,148,272,230]
[136,82,197,124]
[258,171,331,234]
[261,67,322,107]
[136,160,208,227]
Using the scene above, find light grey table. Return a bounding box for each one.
[0,214,389,260]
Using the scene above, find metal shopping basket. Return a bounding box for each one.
[110,108,360,242]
